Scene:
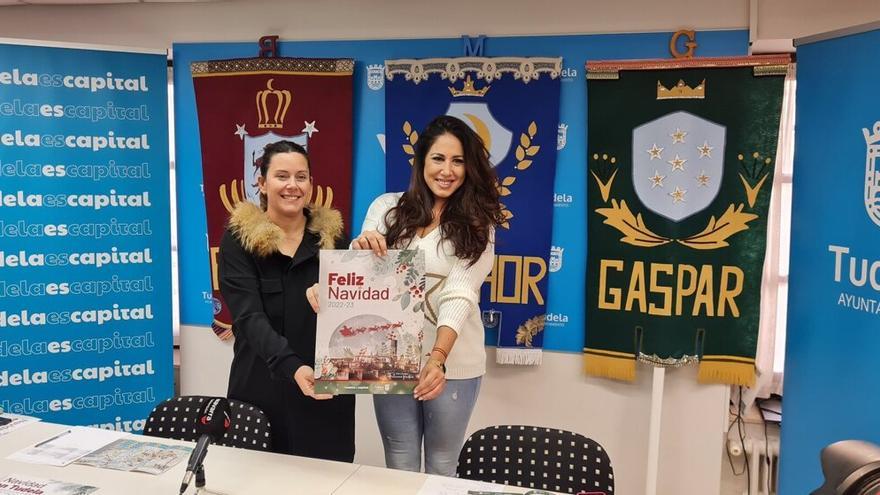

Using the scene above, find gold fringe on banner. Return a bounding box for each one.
[191,57,354,77]
[753,64,789,77]
[697,355,756,386]
[212,319,234,341]
[586,54,792,78]
[584,348,636,382]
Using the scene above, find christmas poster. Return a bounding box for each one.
[315,250,426,394]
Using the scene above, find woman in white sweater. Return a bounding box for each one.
[353,115,503,476]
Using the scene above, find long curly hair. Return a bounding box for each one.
[384,115,504,264]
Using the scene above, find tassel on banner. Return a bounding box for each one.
[212,321,234,341]
[697,356,756,387]
[584,349,637,382]
[496,347,543,365]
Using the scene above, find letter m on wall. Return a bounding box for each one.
[461,35,487,56]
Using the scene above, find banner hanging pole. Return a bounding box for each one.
[645,366,665,495]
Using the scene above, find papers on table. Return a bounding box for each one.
[0,474,98,495]
[416,474,555,495]
[75,439,192,475]
[6,426,126,467]
[0,414,40,438]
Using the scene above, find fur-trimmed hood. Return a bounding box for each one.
[227,201,343,257]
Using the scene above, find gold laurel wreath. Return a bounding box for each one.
[402,121,419,166]
[514,122,540,169]
[677,203,757,249]
[219,179,247,213]
[401,120,542,230]
[219,180,334,213]
[515,314,546,348]
[592,149,771,250]
[595,199,672,247]
[310,185,334,209]
[495,121,541,229]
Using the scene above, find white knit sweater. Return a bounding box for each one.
[358,192,493,379]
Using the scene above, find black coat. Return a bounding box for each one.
[218,202,354,461]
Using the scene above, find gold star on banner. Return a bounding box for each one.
[669,186,687,203]
[696,171,711,186]
[649,170,666,189]
[667,154,687,171]
[697,141,713,158]
[670,128,687,144]
[647,143,664,160]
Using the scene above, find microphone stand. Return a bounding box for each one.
[182,454,230,495]
[195,465,206,490]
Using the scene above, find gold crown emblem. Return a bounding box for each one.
[449,76,490,98]
[257,79,292,128]
[656,79,705,100]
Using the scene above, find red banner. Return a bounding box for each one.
[192,57,354,338]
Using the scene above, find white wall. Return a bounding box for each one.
[11,1,876,494]
[0,0,876,49]
[0,0,745,48]
[755,0,880,40]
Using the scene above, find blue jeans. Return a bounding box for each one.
[373,377,482,476]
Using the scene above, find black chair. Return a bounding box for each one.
[457,425,614,495]
[143,395,272,452]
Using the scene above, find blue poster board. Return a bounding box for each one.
[780,26,880,494]
[0,40,172,432]
[173,30,747,352]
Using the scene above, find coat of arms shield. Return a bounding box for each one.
[863,121,880,227]
[631,110,725,222]
[445,101,513,167]
[242,131,308,204]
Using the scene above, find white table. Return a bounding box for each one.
[0,422,552,494]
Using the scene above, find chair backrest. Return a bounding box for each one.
[143,395,272,452]
[457,425,614,495]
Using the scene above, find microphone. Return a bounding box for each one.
[179,397,231,494]
[812,440,880,494]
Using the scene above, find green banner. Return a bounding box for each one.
[584,56,789,385]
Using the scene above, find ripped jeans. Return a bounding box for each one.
[373,377,482,476]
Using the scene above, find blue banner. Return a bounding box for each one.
[0,40,172,433]
[173,31,747,354]
[780,27,880,494]
[384,57,561,363]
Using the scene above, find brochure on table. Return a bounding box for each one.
[315,249,426,394]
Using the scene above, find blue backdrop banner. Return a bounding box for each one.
[384,57,561,364]
[781,26,880,494]
[0,40,172,433]
[173,31,747,354]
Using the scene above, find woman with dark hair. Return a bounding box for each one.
[217,140,355,461]
[353,115,504,475]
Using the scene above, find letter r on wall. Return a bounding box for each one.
[259,36,280,58]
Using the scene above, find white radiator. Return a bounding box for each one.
[729,436,780,495]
